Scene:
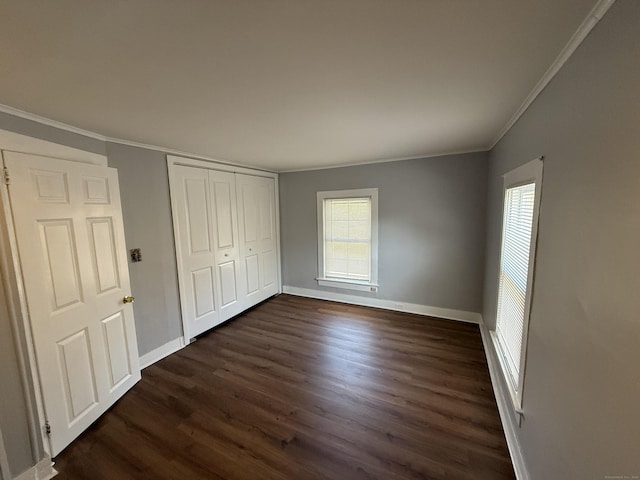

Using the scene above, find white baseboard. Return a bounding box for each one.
[282,286,482,324]
[139,337,186,369]
[479,324,530,480]
[14,457,57,480]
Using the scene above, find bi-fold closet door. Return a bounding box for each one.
[172,165,278,340]
[235,173,279,306]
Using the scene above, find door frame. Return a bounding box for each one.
[0,128,108,465]
[166,155,282,345]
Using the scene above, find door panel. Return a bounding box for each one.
[218,261,238,307]
[258,185,274,241]
[185,177,212,255]
[33,169,69,202]
[236,174,279,304]
[263,249,277,288]
[213,181,234,249]
[241,185,259,244]
[192,267,216,318]
[57,328,98,421]
[4,151,140,455]
[172,166,219,337]
[87,218,120,294]
[245,254,260,294]
[101,312,131,389]
[39,219,83,310]
[209,170,244,320]
[82,176,110,204]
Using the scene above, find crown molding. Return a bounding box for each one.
[278,147,488,173]
[0,103,107,141]
[107,137,275,173]
[0,103,274,172]
[490,0,616,149]
[0,102,486,172]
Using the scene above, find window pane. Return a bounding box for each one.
[348,201,370,220]
[348,221,370,241]
[326,258,348,277]
[347,259,369,278]
[323,197,372,281]
[496,182,536,387]
[331,201,350,220]
[330,220,349,240]
[347,242,369,259]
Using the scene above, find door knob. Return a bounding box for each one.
[123,295,135,304]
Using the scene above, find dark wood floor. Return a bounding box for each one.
[54,294,514,480]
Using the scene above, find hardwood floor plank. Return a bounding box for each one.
[54,294,515,479]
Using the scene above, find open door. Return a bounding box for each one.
[3,151,140,456]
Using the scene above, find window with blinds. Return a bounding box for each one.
[496,183,535,386]
[316,188,379,291]
[492,158,543,410]
[323,197,371,281]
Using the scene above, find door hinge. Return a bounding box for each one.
[3,166,9,185]
[44,421,51,436]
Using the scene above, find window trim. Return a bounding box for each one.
[491,157,543,412]
[316,188,379,292]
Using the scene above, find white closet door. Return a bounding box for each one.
[4,152,140,456]
[172,166,219,338]
[236,174,278,304]
[170,160,280,342]
[209,170,245,320]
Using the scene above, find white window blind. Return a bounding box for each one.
[496,182,536,387]
[323,197,371,281]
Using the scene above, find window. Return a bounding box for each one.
[317,188,378,292]
[491,158,543,410]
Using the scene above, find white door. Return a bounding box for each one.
[236,174,279,305]
[3,151,140,456]
[172,165,220,338]
[209,170,245,321]
[172,166,247,339]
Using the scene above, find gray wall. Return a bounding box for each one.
[0,111,106,156]
[482,1,640,478]
[106,142,182,355]
[280,152,488,313]
[0,283,34,477]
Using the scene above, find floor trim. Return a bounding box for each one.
[282,286,482,324]
[13,457,57,480]
[479,324,530,480]
[138,337,186,370]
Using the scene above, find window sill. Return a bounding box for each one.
[316,278,379,292]
[490,330,525,418]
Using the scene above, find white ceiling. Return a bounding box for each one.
[0,0,600,171]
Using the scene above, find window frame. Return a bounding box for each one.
[491,157,543,412]
[316,188,379,292]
